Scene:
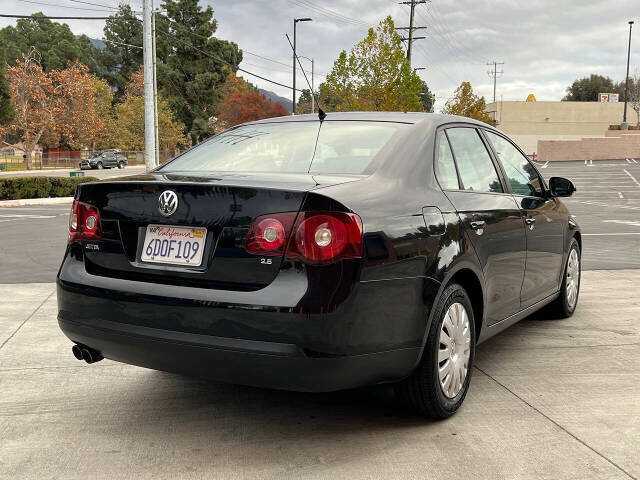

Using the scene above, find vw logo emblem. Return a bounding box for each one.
[158,190,178,217]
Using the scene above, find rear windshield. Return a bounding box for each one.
[159,121,405,175]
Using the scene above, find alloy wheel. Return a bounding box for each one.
[438,302,471,399]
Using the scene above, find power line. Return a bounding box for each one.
[286,0,367,27]
[154,26,302,92]
[64,0,119,9]
[16,0,111,12]
[0,13,110,19]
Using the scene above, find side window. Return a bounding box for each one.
[435,131,460,189]
[446,127,503,193]
[485,131,543,196]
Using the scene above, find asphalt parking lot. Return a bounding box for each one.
[1,160,639,479]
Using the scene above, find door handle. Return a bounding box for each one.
[525,217,536,229]
[469,220,486,235]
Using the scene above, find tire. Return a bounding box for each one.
[97,162,104,170]
[547,238,581,318]
[395,283,476,419]
[117,161,125,169]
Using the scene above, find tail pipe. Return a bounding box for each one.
[72,344,103,364]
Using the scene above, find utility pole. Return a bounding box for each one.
[622,21,634,130]
[292,18,312,115]
[152,9,159,166]
[397,0,426,67]
[487,61,504,103]
[142,0,156,170]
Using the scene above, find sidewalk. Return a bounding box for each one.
[0,165,146,179]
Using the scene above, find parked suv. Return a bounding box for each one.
[79,151,127,170]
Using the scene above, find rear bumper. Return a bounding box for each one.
[59,315,420,392]
[57,252,439,391]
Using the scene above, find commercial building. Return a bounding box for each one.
[486,101,626,156]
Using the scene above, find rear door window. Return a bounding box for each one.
[435,131,460,189]
[484,131,544,196]
[446,127,503,193]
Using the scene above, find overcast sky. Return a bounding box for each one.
[1,0,638,110]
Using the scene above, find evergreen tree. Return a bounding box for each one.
[158,0,242,143]
[0,48,15,127]
[100,4,143,99]
[0,13,101,72]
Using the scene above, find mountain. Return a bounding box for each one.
[259,88,293,113]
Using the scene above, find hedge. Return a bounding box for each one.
[0,176,99,201]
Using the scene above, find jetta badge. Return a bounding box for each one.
[158,190,178,216]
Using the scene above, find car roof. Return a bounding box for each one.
[246,111,492,129]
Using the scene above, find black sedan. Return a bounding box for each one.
[57,112,580,418]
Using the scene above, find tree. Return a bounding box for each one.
[629,72,640,127]
[216,91,287,129]
[0,48,15,127]
[420,81,435,112]
[158,0,242,143]
[563,74,620,102]
[0,13,101,73]
[45,62,104,150]
[296,89,313,114]
[100,4,144,99]
[5,52,60,169]
[320,16,422,112]
[442,81,493,124]
[6,51,103,167]
[109,67,186,150]
[90,76,115,150]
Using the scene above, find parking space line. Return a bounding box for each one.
[583,232,640,236]
[623,169,640,187]
[541,161,549,168]
[619,192,624,198]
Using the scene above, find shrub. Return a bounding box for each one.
[0,176,99,200]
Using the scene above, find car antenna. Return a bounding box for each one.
[285,33,326,122]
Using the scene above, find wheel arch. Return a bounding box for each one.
[446,268,484,343]
[572,230,582,252]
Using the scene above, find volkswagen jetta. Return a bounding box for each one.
[57,112,580,418]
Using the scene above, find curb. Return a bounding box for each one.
[0,197,74,208]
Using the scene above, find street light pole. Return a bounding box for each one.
[292,18,312,115]
[299,55,314,113]
[622,21,634,130]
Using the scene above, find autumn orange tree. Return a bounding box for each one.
[6,52,59,169]
[216,91,287,130]
[6,50,103,168]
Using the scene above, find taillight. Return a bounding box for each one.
[245,213,297,255]
[245,211,363,264]
[68,200,102,243]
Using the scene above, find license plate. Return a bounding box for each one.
[141,225,206,266]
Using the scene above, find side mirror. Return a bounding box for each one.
[549,177,575,197]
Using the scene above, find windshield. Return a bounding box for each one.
[159,121,405,175]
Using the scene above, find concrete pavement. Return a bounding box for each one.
[1,270,639,479]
